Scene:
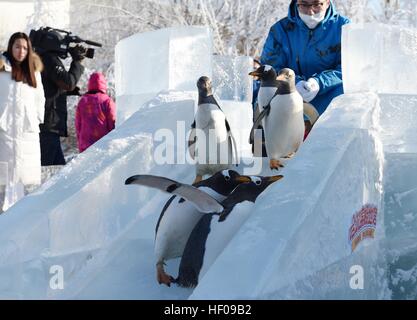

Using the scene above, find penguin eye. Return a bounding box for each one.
[256,180,261,185]
[224,176,231,181]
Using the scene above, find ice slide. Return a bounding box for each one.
[0,24,416,299]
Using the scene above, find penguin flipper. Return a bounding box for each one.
[125,175,224,213]
[125,175,180,190]
[187,127,197,160]
[225,119,239,165]
[303,102,319,126]
[249,105,270,144]
[171,184,224,213]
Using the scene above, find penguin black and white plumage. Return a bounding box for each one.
[175,175,283,288]
[249,66,304,169]
[188,76,238,184]
[249,65,279,124]
[249,65,279,157]
[125,169,250,286]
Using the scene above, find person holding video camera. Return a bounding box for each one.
[36,31,86,166]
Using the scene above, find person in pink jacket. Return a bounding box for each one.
[75,72,116,152]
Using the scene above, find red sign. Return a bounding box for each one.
[348,204,377,252]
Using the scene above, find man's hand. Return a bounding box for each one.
[68,45,86,62]
[296,78,320,102]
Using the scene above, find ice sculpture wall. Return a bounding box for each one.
[342,23,417,95]
[115,26,213,124]
[212,55,253,102]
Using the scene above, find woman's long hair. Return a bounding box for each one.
[6,32,38,88]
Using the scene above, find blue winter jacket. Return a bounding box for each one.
[260,0,350,115]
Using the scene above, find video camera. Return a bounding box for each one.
[29,26,102,59]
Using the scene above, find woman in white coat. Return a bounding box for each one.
[0,32,45,213]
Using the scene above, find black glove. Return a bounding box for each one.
[68,45,86,61]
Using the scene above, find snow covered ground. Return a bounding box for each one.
[0,23,416,299]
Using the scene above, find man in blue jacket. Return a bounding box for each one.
[260,0,350,125]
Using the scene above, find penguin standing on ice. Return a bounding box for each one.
[188,76,238,184]
[174,175,283,288]
[125,170,250,287]
[249,66,304,169]
[249,65,279,156]
[250,65,279,122]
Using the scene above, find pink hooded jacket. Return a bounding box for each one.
[75,72,116,152]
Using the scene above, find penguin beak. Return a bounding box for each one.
[235,176,252,183]
[276,74,287,81]
[249,70,261,78]
[269,175,284,182]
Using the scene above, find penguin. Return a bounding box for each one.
[174,175,283,288]
[249,65,279,124]
[125,169,251,287]
[188,76,238,184]
[249,66,304,169]
[249,65,279,157]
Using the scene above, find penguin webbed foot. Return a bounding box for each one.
[269,159,284,170]
[156,262,175,287]
[218,212,228,222]
[158,275,175,287]
[192,175,203,185]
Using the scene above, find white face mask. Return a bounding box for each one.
[299,11,326,29]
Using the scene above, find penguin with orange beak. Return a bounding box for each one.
[125,169,251,287]
[249,66,304,169]
[174,175,284,288]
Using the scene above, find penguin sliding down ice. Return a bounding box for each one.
[188,76,238,184]
[174,175,283,288]
[125,170,250,286]
[249,66,304,169]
